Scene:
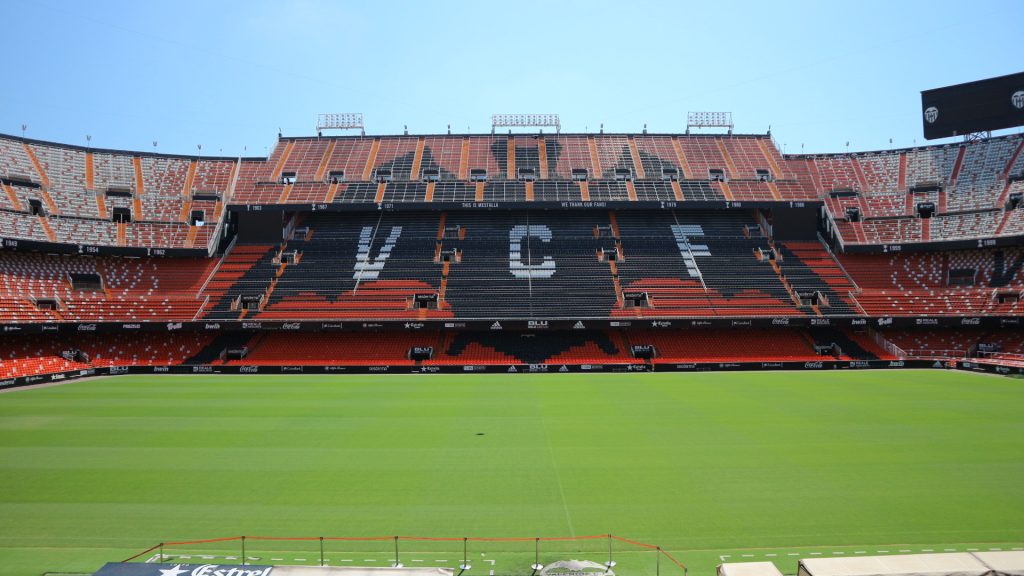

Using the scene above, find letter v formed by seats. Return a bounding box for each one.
[353,225,402,280]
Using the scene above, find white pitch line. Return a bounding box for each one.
[295,559,306,562]
[810,553,822,556]
[413,560,424,563]
[341,560,353,563]
[766,554,777,557]
[944,549,957,552]
[968,549,979,552]
[922,549,934,552]
[436,560,449,563]
[742,554,754,558]
[990,548,1003,551]
[855,552,866,554]
[271,559,283,562]
[788,553,800,557]
[485,560,496,566]
[878,551,889,553]
[899,550,912,553]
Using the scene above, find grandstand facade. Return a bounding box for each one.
[1,130,1023,384]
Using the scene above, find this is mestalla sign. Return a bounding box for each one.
[94,564,272,576]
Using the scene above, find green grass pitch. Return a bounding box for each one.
[0,370,1021,576]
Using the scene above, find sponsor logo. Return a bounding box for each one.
[463,365,484,372]
[166,322,183,331]
[3,325,22,332]
[572,321,586,330]
[675,363,696,369]
[280,322,301,330]
[996,365,1011,374]
[50,373,66,381]
[915,318,938,325]
[239,366,259,374]
[418,366,440,373]
[961,317,981,326]
[718,362,741,369]
[361,323,383,329]
[122,323,141,329]
[77,324,97,331]
[924,106,939,123]
[761,362,784,368]
[810,318,831,326]
[490,321,503,330]
[151,564,273,576]
[280,366,304,373]
[528,364,549,373]
[527,320,549,329]
[0,378,16,387]
[730,320,752,327]
[888,360,905,367]
[321,323,344,329]
[849,361,871,368]
[558,365,570,372]
[108,366,129,375]
[507,366,518,372]
[1012,90,1024,110]
[242,322,263,330]
[367,366,389,372]
[580,364,604,371]
[803,361,824,369]
[153,366,170,372]
[609,321,632,327]
[324,366,348,372]
[877,317,893,326]
[690,320,711,327]
[204,323,222,330]
[404,322,425,329]
[192,366,213,373]
[444,322,466,328]
[650,320,672,328]
[771,318,790,326]
[626,364,648,371]
[41,324,59,332]
[25,375,45,383]
[1001,318,1021,327]
[850,318,867,326]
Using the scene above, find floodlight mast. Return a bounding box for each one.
[316,113,366,136]
[492,114,561,134]
[686,111,734,135]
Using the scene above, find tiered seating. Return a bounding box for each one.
[613,211,802,316]
[257,212,449,320]
[676,138,729,180]
[0,333,213,378]
[634,135,683,178]
[841,248,1024,316]
[634,329,820,362]
[857,153,900,193]
[443,331,629,365]
[905,146,958,186]
[373,137,419,180]
[0,137,41,183]
[28,143,96,218]
[931,211,1001,241]
[443,211,617,318]
[548,135,595,180]
[228,332,433,365]
[202,244,279,319]
[719,137,776,180]
[776,242,859,313]
[880,329,981,358]
[949,139,1018,208]
[422,136,462,179]
[809,155,861,192]
[0,210,48,241]
[0,252,215,323]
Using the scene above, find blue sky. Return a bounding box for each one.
[1,0,1021,157]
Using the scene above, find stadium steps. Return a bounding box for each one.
[182,160,197,195]
[133,156,145,195]
[628,137,646,179]
[362,139,380,180]
[716,140,741,180]
[538,137,549,178]
[809,327,879,360]
[314,140,336,181]
[117,222,126,246]
[37,215,56,242]
[3,183,23,211]
[186,331,253,364]
[670,137,694,179]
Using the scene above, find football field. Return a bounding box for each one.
[0,371,1021,576]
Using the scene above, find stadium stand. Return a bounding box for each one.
[0,130,1023,381]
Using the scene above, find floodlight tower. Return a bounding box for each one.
[685,112,734,135]
[316,113,366,137]
[491,114,561,134]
